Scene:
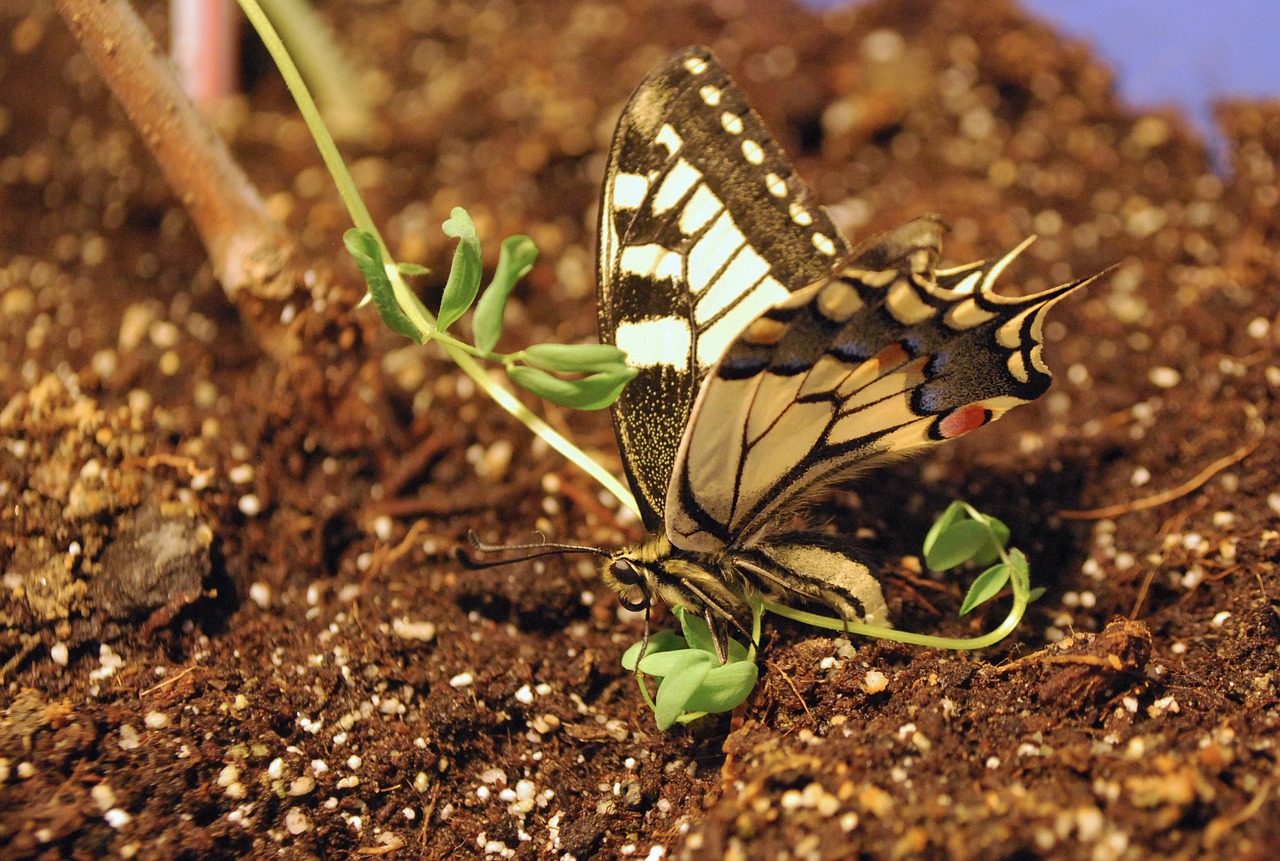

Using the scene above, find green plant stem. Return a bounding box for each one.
[762,534,1034,647]
[235,0,639,517]
[764,508,1033,651]
[254,0,373,142]
[765,596,1025,650]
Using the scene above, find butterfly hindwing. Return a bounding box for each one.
[598,46,849,529]
[666,218,1099,553]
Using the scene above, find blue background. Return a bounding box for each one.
[813,0,1280,159]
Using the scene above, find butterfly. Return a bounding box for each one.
[469,46,1097,659]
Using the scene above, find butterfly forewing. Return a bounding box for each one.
[598,46,849,529]
[666,219,1099,552]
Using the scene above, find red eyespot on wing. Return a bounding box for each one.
[938,404,991,439]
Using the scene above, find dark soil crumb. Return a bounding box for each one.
[2,0,1278,858]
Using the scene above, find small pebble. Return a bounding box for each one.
[1148,367,1181,389]
[91,783,117,812]
[285,808,311,835]
[104,809,132,829]
[249,582,271,609]
[392,618,437,642]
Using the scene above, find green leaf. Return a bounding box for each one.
[654,656,712,730]
[522,343,631,374]
[1009,548,1030,579]
[923,501,968,559]
[343,229,421,343]
[959,563,1013,615]
[638,648,710,678]
[472,235,537,354]
[683,661,759,714]
[670,606,752,663]
[396,262,430,276]
[924,520,992,572]
[620,631,686,671]
[507,365,636,410]
[970,516,1011,567]
[675,606,716,655]
[437,207,483,333]
[1027,586,1046,603]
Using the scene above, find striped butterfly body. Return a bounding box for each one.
[592,46,1097,655]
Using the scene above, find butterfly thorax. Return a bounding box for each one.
[601,532,751,625]
[601,529,895,644]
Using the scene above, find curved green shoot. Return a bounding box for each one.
[234,0,640,516]
[767,502,1038,650]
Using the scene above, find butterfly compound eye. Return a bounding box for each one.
[610,559,639,586]
[610,560,651,611]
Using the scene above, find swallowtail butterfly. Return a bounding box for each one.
[473,46,1096,658]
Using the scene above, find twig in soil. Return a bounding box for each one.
[141,665,198,696]
[377,428,457,499]
[992,651,1126,675]
[1059,413,1263,521]
[361,519,434,578]
[52,0,315,355]
[1252,568,1280,623]
[122,453,215,482]
[0,634,42,682]
[766,659,815,725]
[1204,778,1273,848]
[367,486,522,519]
[354,840,406,855]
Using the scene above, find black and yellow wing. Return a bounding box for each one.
[665,219,1099,553]
[597,46,849,530]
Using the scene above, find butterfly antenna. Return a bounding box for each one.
[457,531,608,570]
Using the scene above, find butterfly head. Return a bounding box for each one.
[600,536,672,613]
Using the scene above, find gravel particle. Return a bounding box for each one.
[392,618,437,642]
[91,783,117,812]
[1148,366,1181,389]
[248,582,271,609]
[104,808,132,829]
[285,808,311,835]
[450,672,475,688]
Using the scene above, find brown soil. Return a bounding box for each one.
[3,0,1279,858]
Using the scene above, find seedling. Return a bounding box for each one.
[627,502,1042,728]
[236,0,639,507]
[622,606,760,730]
[345,215,635,411]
